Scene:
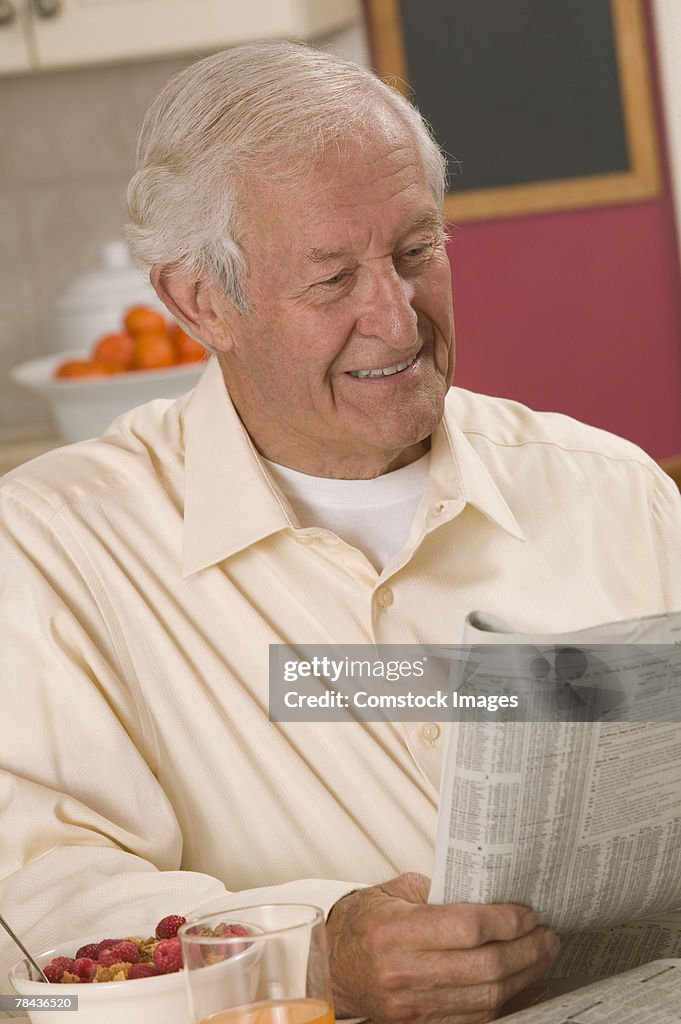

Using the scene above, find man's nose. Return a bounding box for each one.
[355,264,419,350]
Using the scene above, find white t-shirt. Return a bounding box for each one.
[263,453,431,571]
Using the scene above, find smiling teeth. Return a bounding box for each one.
[348,354,417,378]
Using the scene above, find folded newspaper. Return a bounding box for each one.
[502,958,681,1023]
[429,608,681,1012]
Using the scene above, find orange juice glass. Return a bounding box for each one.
[179,905,334,1024]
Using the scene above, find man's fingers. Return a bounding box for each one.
[371,897,542,952]
[378,926,559,993]
[441,947,559,1016]
[364,939,559,1023]
[437,926,560,986]
[326,878,560,1023]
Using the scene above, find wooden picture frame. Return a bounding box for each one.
[367,0,661,222]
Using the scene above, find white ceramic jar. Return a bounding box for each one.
[50,239,166,353]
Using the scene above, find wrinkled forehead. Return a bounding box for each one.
[237,104,419,190]
[237,116,429,222]
[318,107,417,165]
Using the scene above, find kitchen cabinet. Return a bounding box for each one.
[0,0,361,74]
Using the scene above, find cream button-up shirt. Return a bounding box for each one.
[2,358,681,983]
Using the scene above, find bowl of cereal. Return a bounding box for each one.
[9,915,260,1024]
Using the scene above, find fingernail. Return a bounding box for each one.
[522,910,539,931]
[546,929,561,954]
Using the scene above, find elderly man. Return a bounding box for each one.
[2,41,681,1023]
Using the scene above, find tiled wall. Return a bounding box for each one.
[0,25,368,438]
[0,55,195,435]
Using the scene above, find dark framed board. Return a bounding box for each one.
[366,0,661,221]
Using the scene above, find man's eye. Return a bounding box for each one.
[402,243,434,260]
[320,271,350,287]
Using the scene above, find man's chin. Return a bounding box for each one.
[385,438,431,472]
[363,410,442,472]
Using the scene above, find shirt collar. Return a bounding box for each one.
[181,364,524,576]
[181,359,294,576]
[432,389,525,542]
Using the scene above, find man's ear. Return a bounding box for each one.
[150,265,235,353]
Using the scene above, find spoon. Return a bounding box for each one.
[0,913,49,982]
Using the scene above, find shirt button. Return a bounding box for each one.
[421,723,440,744]
[375,587,394,609]
[434,502,446,514]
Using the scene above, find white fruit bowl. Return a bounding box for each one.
[9,921,261,1024]
[10,352,206,443]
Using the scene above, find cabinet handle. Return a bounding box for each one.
[30,0,61,17]
[0,0,16,27]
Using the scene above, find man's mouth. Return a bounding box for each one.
[346,351,419,379]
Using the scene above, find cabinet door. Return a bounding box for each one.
[0,0,32,72]
[26,0,361,70]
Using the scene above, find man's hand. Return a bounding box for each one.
[325,872,560,1024]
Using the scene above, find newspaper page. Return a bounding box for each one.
[547,912,681,979]
[501,959,681,1022]
[429,610,681,942]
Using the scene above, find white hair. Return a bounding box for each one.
[125,41,447,311]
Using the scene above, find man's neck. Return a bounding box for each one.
[256,438,431,480]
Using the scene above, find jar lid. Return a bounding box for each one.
[54,239,159,314]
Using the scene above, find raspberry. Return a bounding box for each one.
[72,958,98,983]
[219,924,249,938]
[128,963,161,979]
[152,937,182,973]
[98,941,140,967]
[216,923,249,958]
[44,957,75,983]
[75,943,100,960]
[96,939,119,954]
[155,915,186,939]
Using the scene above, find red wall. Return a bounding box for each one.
[440,3,681,460]
[448,196,681,459]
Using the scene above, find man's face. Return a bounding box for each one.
[214,123,455,478]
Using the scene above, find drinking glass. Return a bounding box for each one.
[179,904,335,1024]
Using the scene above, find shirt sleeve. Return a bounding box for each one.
[0,489,359,987]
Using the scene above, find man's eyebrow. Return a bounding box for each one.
[303,247,348,264]
[302,212,446,265]
[402,211,446,236]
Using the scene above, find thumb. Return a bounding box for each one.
[381,872,431,904]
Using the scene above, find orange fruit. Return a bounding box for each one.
[55,359,127,379]
[93,332,135,367]
[172,324,207,363]
[123,305,167,336]
[132,330,177,370]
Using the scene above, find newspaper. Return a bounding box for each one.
[502,958,681,1022]
[429,609,681,984]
